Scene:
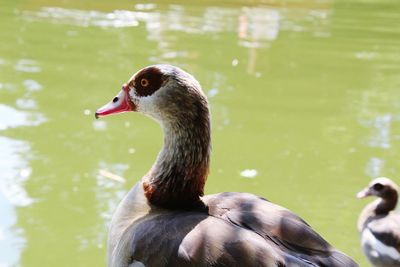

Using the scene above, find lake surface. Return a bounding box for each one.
[1,0,400,266]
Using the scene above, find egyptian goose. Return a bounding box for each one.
[95,65,357,267]
[357,177,400,267]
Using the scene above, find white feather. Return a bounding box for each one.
[362,228,400,261]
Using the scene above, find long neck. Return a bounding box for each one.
[358,191,398,232]
[143,104,211,209]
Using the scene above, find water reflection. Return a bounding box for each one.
[92,120,107,131]
[238,7,280,48]
[0,105,45,130]
[240,169,258,178]
[364,114,392,149]
[354,41,400,177]
[74,174,125,251]
[79,162,127,251]
[16,80,43,110]
[23,80,42,92]
[14,59,41,73]
[20,3,331,78]
[21,4,330,47]
[0,137,33,267]
[358,103,400,179]
[0,101,44,266]
[365,157,384,178]
[16,98,37,110]
[22,7,140,28]
[0,53,45,265]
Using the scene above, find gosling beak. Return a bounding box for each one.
[357,188,372,199]
[95,85,135,119]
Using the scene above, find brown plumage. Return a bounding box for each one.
[95,64,357,267]
[357,177,400,267]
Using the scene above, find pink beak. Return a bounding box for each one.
[356,188,373,199]
[95,85,135,119]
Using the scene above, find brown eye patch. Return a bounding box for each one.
[373,183,384,191]
[134,67,165,97]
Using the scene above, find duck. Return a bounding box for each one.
[95,64,357,267]
[357,177,400,267]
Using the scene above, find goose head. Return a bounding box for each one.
[95,64,207,127]
[357,177,399,200]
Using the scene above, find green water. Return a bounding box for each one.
[1,0,400,266]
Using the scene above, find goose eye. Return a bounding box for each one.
[373,183,384,191]
[141,78,149,87]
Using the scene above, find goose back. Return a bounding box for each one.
[117,191,357,267]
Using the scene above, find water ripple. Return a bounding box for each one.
[238,7,280,48]
[21,5,329,50]
[0,104,46,131]
[0,137,33,267]
[365,157,384,178]
[74,162,127,251]
[14,59,41,73]
[22,7,140,28]
[23,79,42,91]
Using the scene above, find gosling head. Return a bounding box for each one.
[357,177,399,200]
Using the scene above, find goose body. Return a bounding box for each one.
[357,177,400,267]
[96,65,357,267]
